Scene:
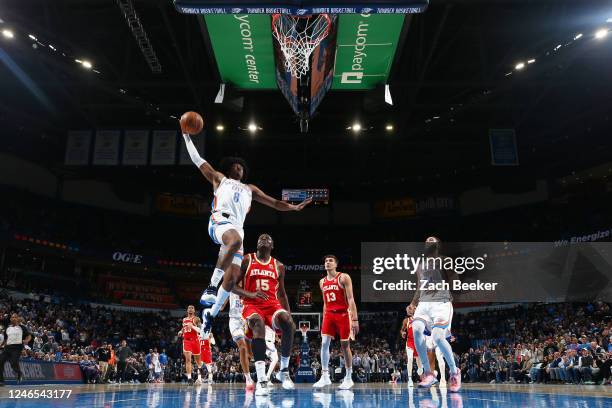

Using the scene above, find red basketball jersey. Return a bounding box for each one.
[243,254,279,306]
[182,316,199,342]
[321,272,349,313]
[406,318,416,347]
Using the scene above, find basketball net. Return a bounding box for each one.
[272,13,331,78]
[299,326,309,343]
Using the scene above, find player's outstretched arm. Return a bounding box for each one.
[181,133,224,188]
[250,184,312,211]
[276,262,291,314]
[341,273,359,336]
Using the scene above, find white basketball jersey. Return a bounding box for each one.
[229,292,243,319]
[211,177,252,229]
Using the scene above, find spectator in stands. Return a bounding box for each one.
[577,348,597,384]
[79,355,100,384]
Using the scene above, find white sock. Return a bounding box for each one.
[197,365,202,379]
[210,268,224,287]
[245,372,253,384]
[186,373,191,379]
[432,328,457,374]
[280,356,290,370]
[321,369,329,377]
[320,336,331,372]
[255,361,267,383]
[211,286,230,316]
[345,367,352,379]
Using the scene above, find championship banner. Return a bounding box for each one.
[122,130,150,165]
[489,129,519,166]
[179,131,205,165]
[151,130,178,165]
[3,360,83,384]
[92,130,120,165]
[64,130,92,165]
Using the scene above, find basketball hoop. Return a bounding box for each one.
[272,13,332,78]
[299,324,309,343]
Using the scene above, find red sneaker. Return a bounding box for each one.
[449,368,462,392]
[418,372,439,388]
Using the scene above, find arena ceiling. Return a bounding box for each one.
[0,0,610,192]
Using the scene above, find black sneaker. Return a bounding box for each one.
[17,373,23,383]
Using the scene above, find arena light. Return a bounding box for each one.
[2,29,14,39]
[527,59,536,64]
[595,28,608,39]
[216,124,224,131]
[385,124,394,131]
[351,123,362,132]
[248,123,257,132]
[574,33,583,40]
[81,60,93,69]
[28,34,37,40]
[515,62,525,70]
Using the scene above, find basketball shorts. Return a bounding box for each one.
[200,339,212,364]
[321,311,351,341]
[243,301,287,330]
[414,301,453,333]
[229,316,246,342]
[183,338,201,355]
[207,216,244,266]
[406,340,418,357]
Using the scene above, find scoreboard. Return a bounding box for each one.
[282,188,329,205]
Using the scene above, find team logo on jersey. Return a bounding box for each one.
[231,8,243,13]
[296,9,308,15]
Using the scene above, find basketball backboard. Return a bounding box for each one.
[174,1,429,131]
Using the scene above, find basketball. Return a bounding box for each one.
[180,111,204,135]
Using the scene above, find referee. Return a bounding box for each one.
[0,313,31,385]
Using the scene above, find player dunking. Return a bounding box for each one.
[409,236,461,392]
[401,304,423,387]
[178,305,204,384]
[180,131,311,334]
[313,255,359,390]
[233,234,296,396]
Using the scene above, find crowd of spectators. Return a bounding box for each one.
[1,288,610,386]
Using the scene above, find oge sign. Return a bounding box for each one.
[112,252,143,264]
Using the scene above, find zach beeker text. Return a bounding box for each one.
[372,279,498,291]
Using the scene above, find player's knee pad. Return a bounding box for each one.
[252,338,267,362]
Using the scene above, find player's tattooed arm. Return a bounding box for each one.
[340,273,359,336]
[276,262,291,314]
[250,184,312,211]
